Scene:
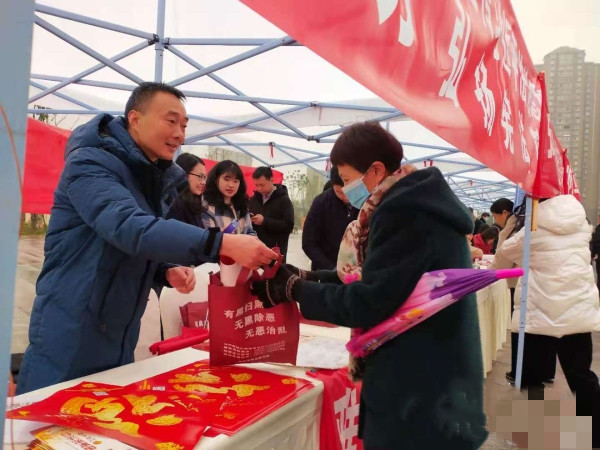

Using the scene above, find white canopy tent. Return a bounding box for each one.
[24,0,515,209]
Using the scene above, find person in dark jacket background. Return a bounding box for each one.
[252,122,488,449]
[248,166,295,261]
[167,152,206,228]
[591,224,600,291]
[302,166,359,270]
[474,212,490,234]
[17,83,277,394]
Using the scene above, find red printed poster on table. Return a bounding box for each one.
[6,381,217,450]
[241,0,576,198]
[130,360,313,435]
[208,272,300,366]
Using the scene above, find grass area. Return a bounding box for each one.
[20,214,48,236]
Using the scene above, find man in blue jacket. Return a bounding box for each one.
[17,82,277,394]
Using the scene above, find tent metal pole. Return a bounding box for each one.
[273,155,328,167]
[35,3,155,40]
[34,16,144,84]
[168,38,302,46]
[167,46,308,139]
[26,109,120,115]
[29,41,151,104]
[182,105,308,143]
[406,150,457,164]
[217,136,271,167]
[312,111,404,140]
[30,81,99,110]
[169,37,295,87]
[274,145,327,176]
[275,144,329,157]
[154,0,166,82]
[444,167,486,177]
[515,196,533,389]
[0,0,35,435]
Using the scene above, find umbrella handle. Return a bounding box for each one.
[495,268,524,279]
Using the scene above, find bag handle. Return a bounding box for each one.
[251,246,283,282]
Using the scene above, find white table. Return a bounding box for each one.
[476,279,512,375]
[5,348,323,450]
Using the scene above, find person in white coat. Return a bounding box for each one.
[497,195,600,439]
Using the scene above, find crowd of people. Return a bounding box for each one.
[15,81,600,448]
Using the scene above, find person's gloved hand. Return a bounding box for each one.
[283,264,320,282]
[251,264,301,308]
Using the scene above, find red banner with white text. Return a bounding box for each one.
[241,0,576,198]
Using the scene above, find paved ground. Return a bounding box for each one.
[10,233,600,448]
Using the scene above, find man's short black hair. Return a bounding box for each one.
[330,122,403,173]
[253,166,273,180]
[481,212,490,218]
[329,166,343,187]
[124,82,186,127]
[490,198,514,214]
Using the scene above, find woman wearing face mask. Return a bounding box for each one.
[201,160,256,236]
[251,122,488,450]
[168,153,207,227]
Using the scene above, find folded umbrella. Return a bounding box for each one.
[346,268,523,357]
[149,326,209,356]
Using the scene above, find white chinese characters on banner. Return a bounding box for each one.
[501,93,514,154]
[519,112,530,164]
[375,0,415,47]
[528,83,542,121]
[529,127,540,158]
[333,387,361,450]
[474,57,495,135]
[439,7,471,107]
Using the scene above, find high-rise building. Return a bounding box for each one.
[535,47,600,222]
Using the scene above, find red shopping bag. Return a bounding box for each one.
[180,301,209,328]
[208,259,300,366]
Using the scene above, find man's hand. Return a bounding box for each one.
[166,266,196,294]
[250,214,264,226]
[220,234,278,270]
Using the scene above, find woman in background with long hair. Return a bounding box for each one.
[202,160,256,236]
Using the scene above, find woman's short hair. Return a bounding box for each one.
[481,226,499,242]
[330,122,403,173]
[490,198,514,214]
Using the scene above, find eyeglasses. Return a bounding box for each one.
[189,172,207,181]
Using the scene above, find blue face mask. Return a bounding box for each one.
[343,172,371,210]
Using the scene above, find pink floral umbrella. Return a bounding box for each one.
[346,268,523,357]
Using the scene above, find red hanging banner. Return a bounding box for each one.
[240,0,573,198]
[307,368,363,450]
[23,118,71,214]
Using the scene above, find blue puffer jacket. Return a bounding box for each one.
[17,114,222,394]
